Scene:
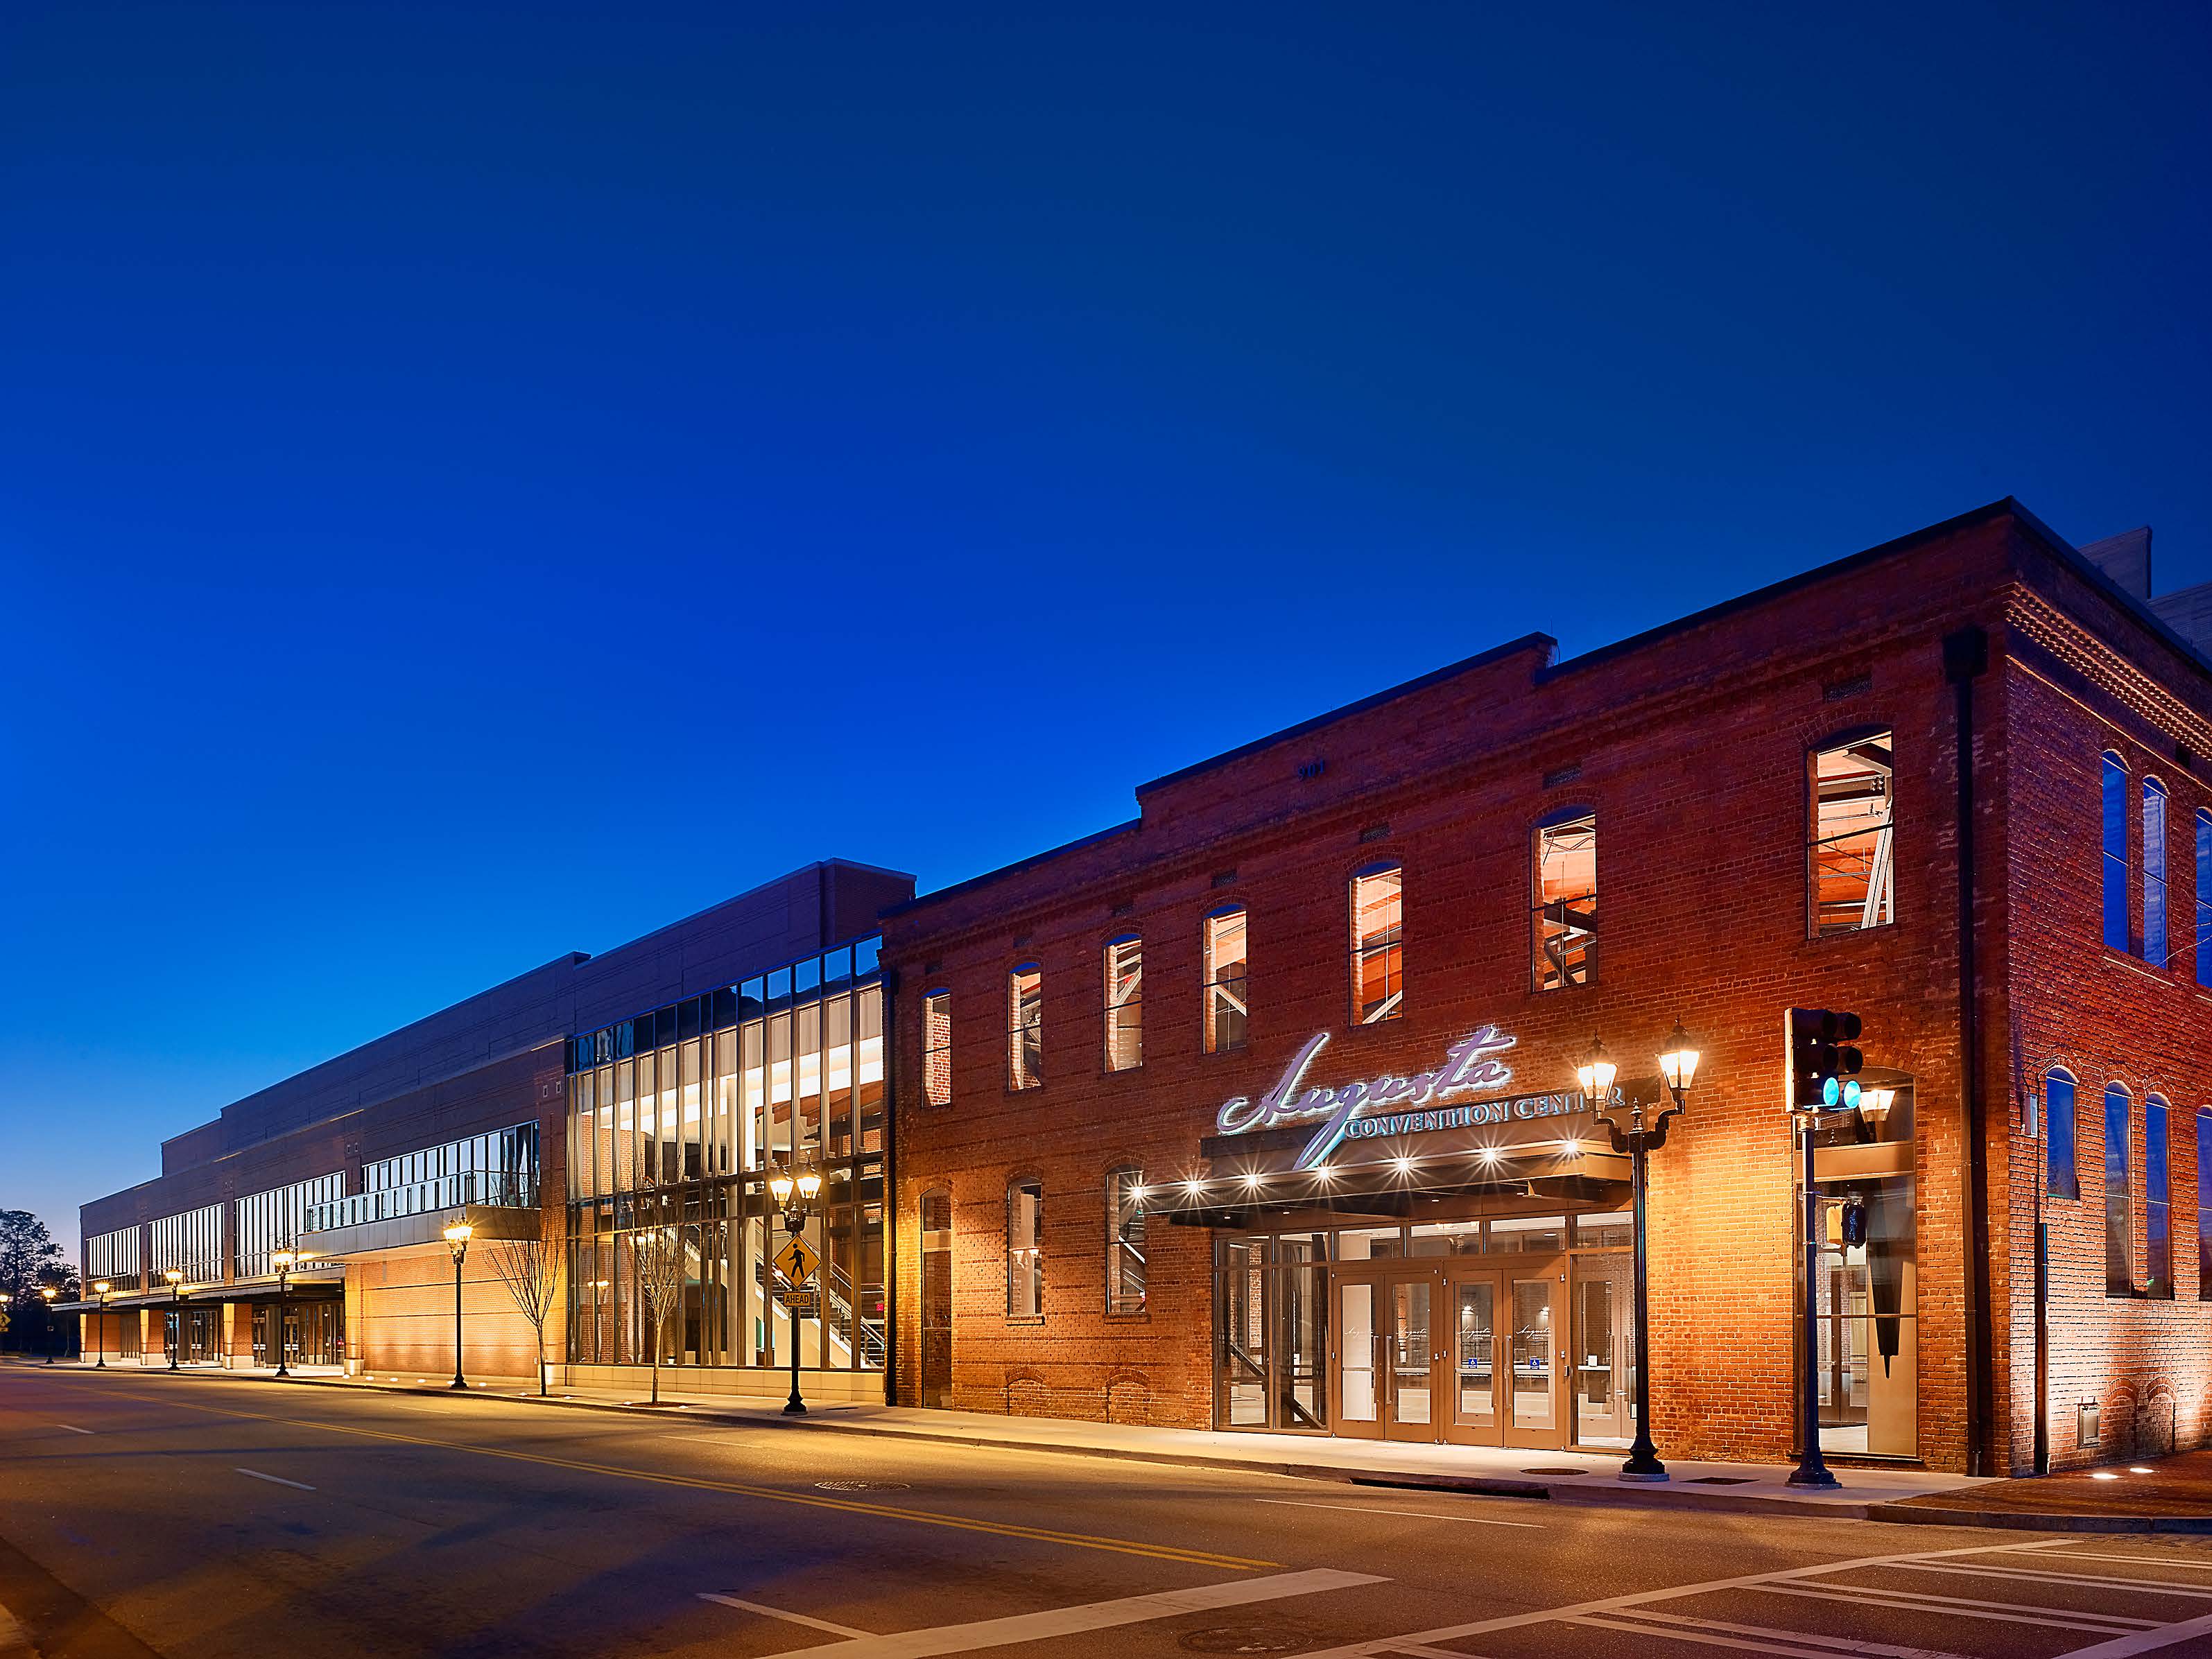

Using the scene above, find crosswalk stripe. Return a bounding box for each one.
[1601,1606,1967,1659]
[1752,1581,2153,1633]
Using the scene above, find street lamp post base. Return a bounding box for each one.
[449,1378,467,1391]
[1618,1461,1669,1483]
[784,1389,806,1416]
[1786,1460,1841,1489]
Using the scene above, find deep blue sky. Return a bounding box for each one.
[5,1,2208,1243]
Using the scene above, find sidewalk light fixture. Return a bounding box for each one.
[164,1270,185,1370]
[270,1250,296,1378]
[442,1222,474,1391]
[768,1161,822,1416]
[92,1282,111,1369]
[40,1286,58,1364]
[1575,1023,1697,1483]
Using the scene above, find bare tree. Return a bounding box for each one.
[628,1226,686,1406]
[487,1231,563,1396]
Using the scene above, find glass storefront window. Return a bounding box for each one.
[1806,1176,1917,1458]
[1487,1215,1566,1254]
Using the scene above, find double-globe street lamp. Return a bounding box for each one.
[768,1161,822,1416]
[164,1269,186,1370]
[442,1222,474,1391]
[1575,1020,1700,1483]
[270,1249,296,1378]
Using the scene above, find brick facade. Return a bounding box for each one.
[883,500,2212,1477]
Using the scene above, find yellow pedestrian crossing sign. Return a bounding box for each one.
[773,1235,819,1287]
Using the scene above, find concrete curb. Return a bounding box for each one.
[32,1362,2208,1531]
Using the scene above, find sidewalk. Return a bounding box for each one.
[35,1357,1987,1521]
[1887,1446,2212,1532]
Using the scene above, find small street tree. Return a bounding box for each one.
[486,1231,562,1397]
[628,1227,686,1407]
[0,1211,66,1302]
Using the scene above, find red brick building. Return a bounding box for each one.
[882,498,2212,1477]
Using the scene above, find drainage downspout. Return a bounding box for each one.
[1946,626,1994,1477]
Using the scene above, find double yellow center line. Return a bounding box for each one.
[99,1386,1276,1571]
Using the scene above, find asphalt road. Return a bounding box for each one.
[5,1365,2211,1659]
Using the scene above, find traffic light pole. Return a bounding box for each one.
[1788,1113,1838,1488]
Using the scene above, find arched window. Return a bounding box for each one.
[1534,807,1596,988]
[1006,1179,1044,1318]
[921,990,951,1108]
[2197,1109,2212,1303]
[2102,752,2129,953]
[1107,1167,1146,1314]
[1006,966,1042,1091]
[2144,778,2169,967]
[2046,1068,2078,1199]
[1103,937,1143,1072]
[1202,906,1248,1053]
[1350,862,1403,1023]
[2105,1084,2134,1296]
[1809,731,1894,935]
[2148,1095,2172,1298]
[2196,810,2212,987]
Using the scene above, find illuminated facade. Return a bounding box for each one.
[885,501,2212,1477]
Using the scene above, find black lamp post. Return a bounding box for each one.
[41,1285,59,1364]
[270,1250,295,1378]
[1577,1022,1700,1484]
[92,1281,111,1369]
[442,1222,473,1391]
[768,1160,822,1416]
[164,1270,185,1370]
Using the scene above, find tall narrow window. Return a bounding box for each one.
[1007,966,1042,1091]
[2144,779,2169,967]
[2046,1069,2079,1200]
[1809,732,1894,935]
[2197,1109,2212,1301]
[1202,907,1248,1053]
[2102,752,2129,953]
[2148,1095,2172,1298]
[1103,937,1143,1072]
[1007,1179,1043,1317]
[2106,1084,2134,1296]
[2196,810,2211,987]
[1107,1167,1147,1314]
[1351,864,1403,1023]
[922,990,952,1108]
[1534,809,1597,988]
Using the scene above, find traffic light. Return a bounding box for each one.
[1786,1007,1863,1112]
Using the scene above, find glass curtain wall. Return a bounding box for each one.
[565,937,886,1375]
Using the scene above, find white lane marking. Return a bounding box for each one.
[54,1424,92,1434]
[1572,1612,1890,1656]
[1253,1496,1541,1529]
[1752,1582,2150,1633]
[1602,1606,1967,1659]
[2057,1607,2212,1658]
[1887,1558,2212,1599]
[234,1468,316,1491]
[780,1567,1383,1658]
[697,1593,868,1638]
[2029,1549,2212,1572]
[1284,1540,2089,1658]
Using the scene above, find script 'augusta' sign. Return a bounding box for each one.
[1216,1026,1607,1172]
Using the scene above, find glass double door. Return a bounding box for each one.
[1335,1260,1566,1448]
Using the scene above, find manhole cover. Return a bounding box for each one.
[1179,1626,1314,1654]
[813,1479,910,1492]
[1519,1466,1587,1476]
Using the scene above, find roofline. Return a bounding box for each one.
[1134,632,1560,797]
[879,819,1143,921]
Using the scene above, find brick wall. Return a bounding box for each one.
[884,502,2212,1475]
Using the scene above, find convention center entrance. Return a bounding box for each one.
[1334,1257,1565,1446]
[1213,1210,1632,1452]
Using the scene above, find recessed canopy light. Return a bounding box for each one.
[1183,1178,1204,1196]
[1393,1155,1417,1176]
[1241,1172,1263,1190]
[1478,1146,1502,1163]
[1127,1183,1148,1203]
